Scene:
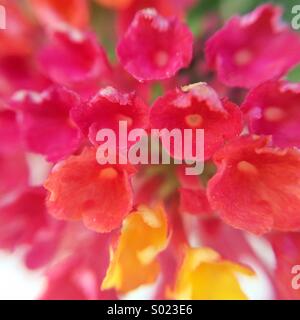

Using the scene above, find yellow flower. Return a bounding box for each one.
[169,247,255,300]
[102,205,169,293]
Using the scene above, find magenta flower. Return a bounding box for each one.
[11,86,82,162]
[242,80,300,148]
[206,4,300,88]
[117,8,193,81]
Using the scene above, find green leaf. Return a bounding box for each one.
[286,64,300,82]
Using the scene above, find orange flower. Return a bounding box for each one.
[102,205,169,293]
[29,0,89,28]
[44,147,134,233]
[96,0,134,10]
[169,247,255,300]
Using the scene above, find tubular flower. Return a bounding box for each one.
[41,228,117,300]
[29,0,90,29]
[96,0,134,10]
[0,55,51,98]
[0,151,28,200]
[242,80,300,148]
[11,86,82,162]
[208,135,300,234]
[71,86,149,147]
[205,4,300,88]
[0,108,22,154]
[268,233,300,300]
[117,8,193,81]
[0,0,35,57]
[102,205,169,293]
[177,166,213,216]
[0,187,64,270]
[150,82,243,160]
[117,0,196,33]
[44,147,134,233]
[38,27,111,87]
[179,188,212,216]
[169,247,255,300]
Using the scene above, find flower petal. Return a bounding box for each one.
[169,247,254,300]
[150,83,242,160]
[44,147,133,233]
[208,135,300,234]
[205,4,300,88]
[102,204,169,293]
[117,8,193,81]
[242,80,300,148]
[11,86,82,162]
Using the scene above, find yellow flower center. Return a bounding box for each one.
[185,114,203,128]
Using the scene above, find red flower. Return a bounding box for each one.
[0,151,28,201]
[0,104,28,200]
[96,0,134,10]
[208,135,300,234]
[38,28,111,87]
[242,80,300,148]
[11,86,82,162]
[205,4,300,88]
[117,0,195,34]
[44,147,134,233]
[0,108,22,154]
[0,187,64,269]
[197,218,257,262]
[268,233,300,300]
[29,0,89,29]
[0,0,35,58]
[41,228,117,300]
[150,83,242,160]
[0,56,51,98]
[179,188,212,216]
[71,86,149,147]
[177,166,213,216]
[117,8,193,81]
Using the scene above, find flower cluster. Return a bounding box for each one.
[1,0,300,300]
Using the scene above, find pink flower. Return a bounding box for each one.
[71,86,149,148]
[0,108,22,154]
[0,151,28,201]
[0,102,28,200]
[117,8,193,81]
[205,4,300,88]
[268,233,300,299]
[242,80,300,148]
[117,0,195,34]
[0,56,51,98]
[150,83,242,160]
[177,166,213,216]
[179,188,213,216]
[0,187,64,269]
[40,227,117,300]
[38,27,111,87]
[11,86,82,162]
